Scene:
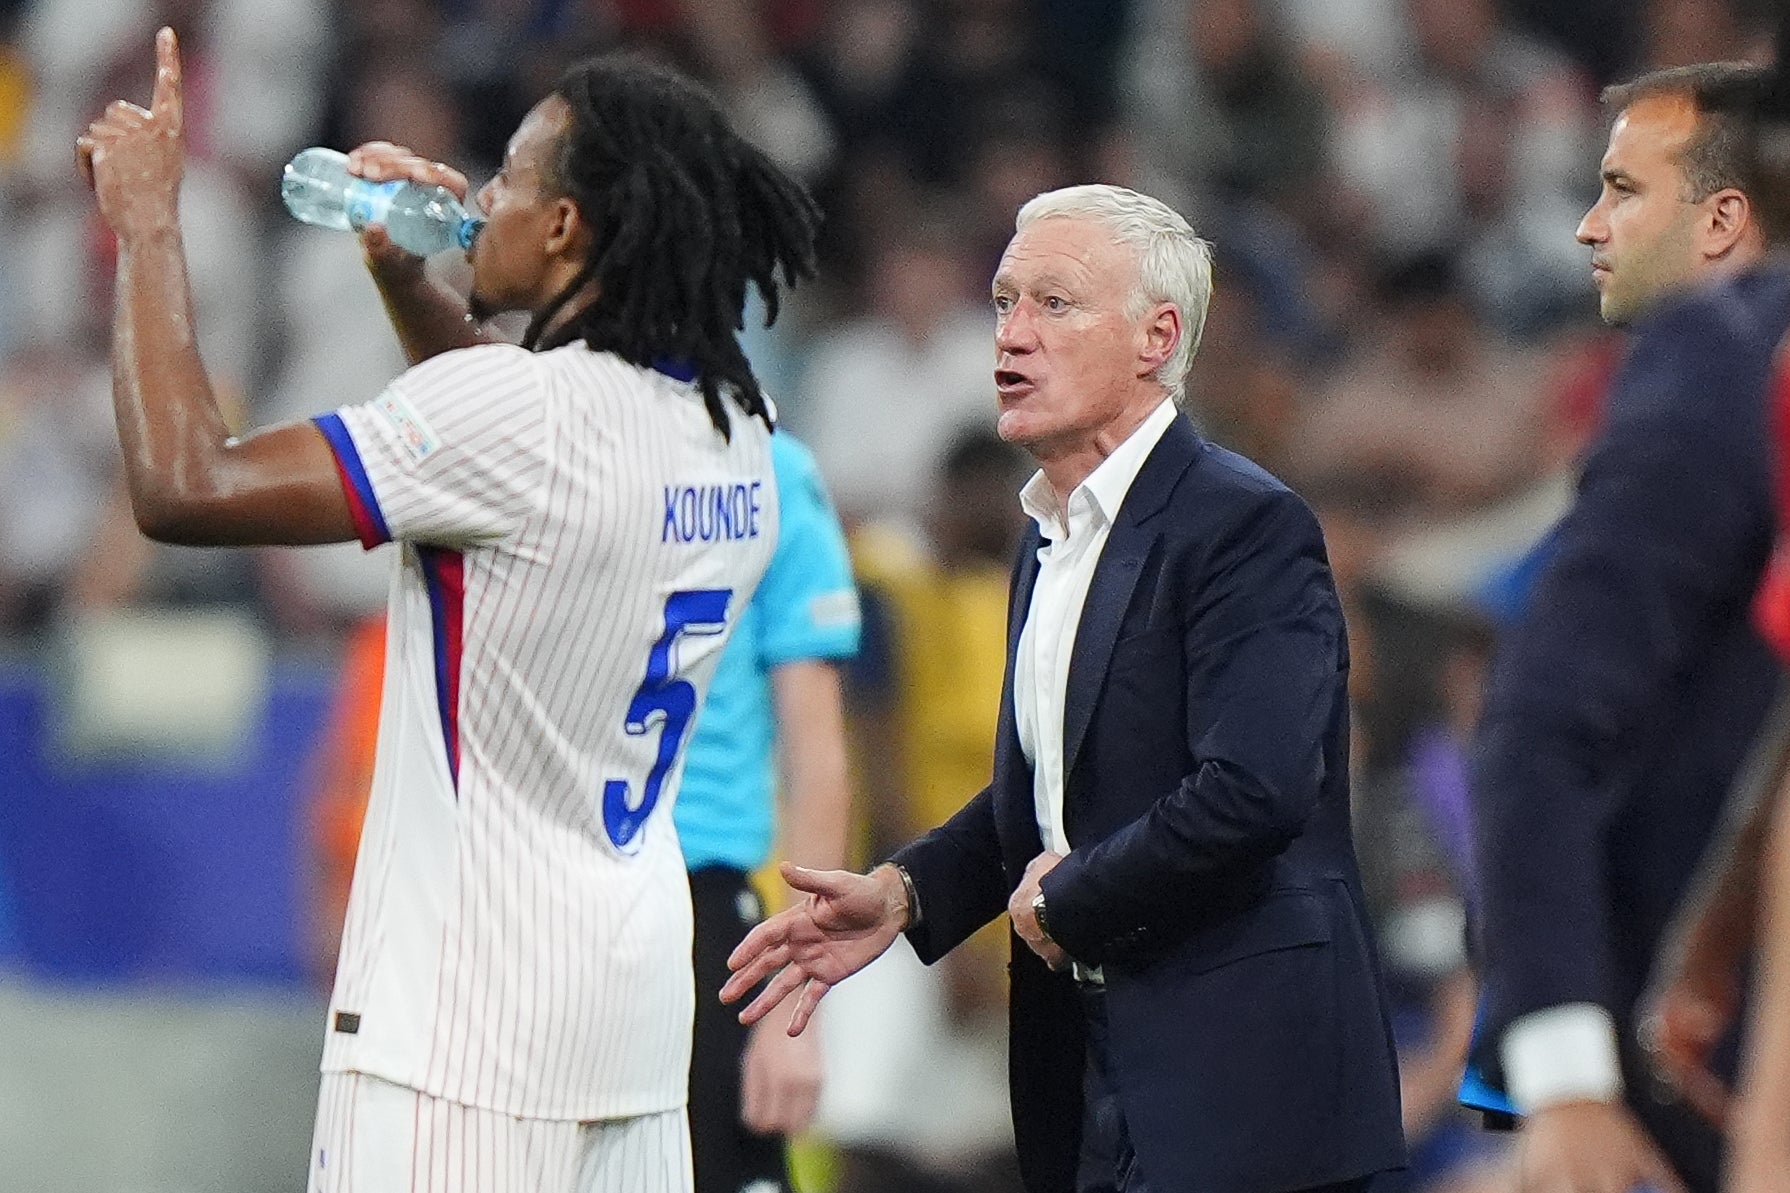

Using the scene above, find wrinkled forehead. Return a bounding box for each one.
[994,215,1137,289]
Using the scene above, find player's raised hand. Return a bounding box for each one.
[720,862,910,1035]
[76,26,185,240]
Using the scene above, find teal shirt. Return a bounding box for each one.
[675,434,860,871]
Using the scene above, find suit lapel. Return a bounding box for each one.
[1061,416,1202,779]
[995,523,1046,861]
[1007,523,1044,664]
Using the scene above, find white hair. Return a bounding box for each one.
[1014,184,1214,398]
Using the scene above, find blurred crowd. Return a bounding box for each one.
[1,0,1785,1190]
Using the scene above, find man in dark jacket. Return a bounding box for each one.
[1468,62,1785,1193]
[724,183,1405,1193]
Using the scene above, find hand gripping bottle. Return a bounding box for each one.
[281,147,483,256]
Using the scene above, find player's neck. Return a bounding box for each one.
[534,276,603,347]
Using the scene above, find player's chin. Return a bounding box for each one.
[467,287,500,324]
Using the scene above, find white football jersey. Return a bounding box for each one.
[312,342,777,1120]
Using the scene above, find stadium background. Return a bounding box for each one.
[0,0,1773,1189]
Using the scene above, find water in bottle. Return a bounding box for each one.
[281,147,484,257]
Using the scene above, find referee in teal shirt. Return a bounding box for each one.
[677,432,860,1193]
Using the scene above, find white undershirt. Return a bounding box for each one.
[1014,400,1179,854]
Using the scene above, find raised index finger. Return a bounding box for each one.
[151,26,182,132]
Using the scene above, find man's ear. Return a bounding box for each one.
[1138,302,1182,379]
[1704,188,1753,259]
[544,196,589,259]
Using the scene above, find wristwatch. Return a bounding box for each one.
[1030,890,1054,944]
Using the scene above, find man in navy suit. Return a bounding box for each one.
[722,184,1406,1193]
[1466,63,1786,1193]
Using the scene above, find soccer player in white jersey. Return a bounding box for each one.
[76,29,822,1193]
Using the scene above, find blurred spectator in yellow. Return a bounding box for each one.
[851,426,1032,864]
[817,426,1030,1193]
[0,3,30,168]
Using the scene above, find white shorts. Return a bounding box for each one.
[307,1072,693,1193]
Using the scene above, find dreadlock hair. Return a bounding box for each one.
[522,55,822,439]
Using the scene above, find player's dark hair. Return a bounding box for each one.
[1602,62,1773,202]
[522,54,821,439]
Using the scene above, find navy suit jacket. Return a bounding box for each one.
[1469,266,1790,1178]
[893,416,1406,1193]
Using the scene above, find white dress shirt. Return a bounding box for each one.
[1014,399,1179,854]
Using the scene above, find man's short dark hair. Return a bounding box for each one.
[1602,62,1772,201]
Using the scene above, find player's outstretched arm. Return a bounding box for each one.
[347,142,494,366]
[720,861,910,1035]
[76,28,356,547]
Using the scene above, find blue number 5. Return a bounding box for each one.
[603,588,733,852]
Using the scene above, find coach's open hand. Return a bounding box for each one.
[721,862,910,1035]
[77,27,184,241]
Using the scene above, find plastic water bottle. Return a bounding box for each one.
[280,147,484,257]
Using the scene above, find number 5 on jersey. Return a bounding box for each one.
[603,588,734,852]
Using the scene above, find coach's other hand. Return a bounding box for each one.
[721,862,910,1036]
[740,1007,823,1135]
[1010,851,1068,970]
[77,27,184,241]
